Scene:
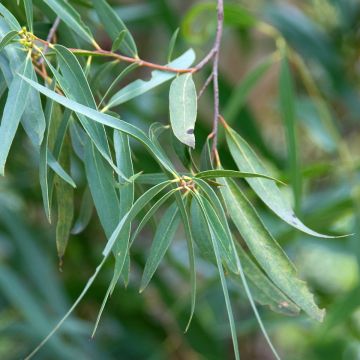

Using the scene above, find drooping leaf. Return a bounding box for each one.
[71,187,93,234]
[44,45,127,180]
[111,130,134,289]
[169,73,197,148]
[55,131,74,261]
[39,81,56,222]
[104,49,195,110]
[0,30,18,53]
[174,192,197,331]
[191,192,240,360]
[0,53,32,175]
[219,177,325,322]
[92,0,137,57]
[233,244,300,316]
[21,76,177,175]
[225,124,337,238]
[44,0,98,47]
[192,181,238,274]
[279,54,302,213]
[140,203,180,292]
[47,150,76,188]
[84,140,120,239]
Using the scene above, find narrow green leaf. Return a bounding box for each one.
[23,0,33,32]
[176,193,197,331]
[111,130,134,289]
[194,178,239,274]
[92,0,137,57]
[169,73,197,148]
[167,28,179,62]
[140,203,180,292]
[105,49,196,110]
[279,55,302,213]
[84,140,120,239]
[55,133,74,261]
[130,189,177,245]
[47,150,76,188]
[219,177,325,322]
[225,124,337,238]
[91,181,175,334]
[195,169,284,183]
[21,76,177,175]
[45,0,97,47]
[111,30,127,52]
[200,138,213,171]
[0,53,32,175]
[0,30,18,53]
[44,45,127,180]
[192,192,240,360]
[233,244,300,316]
[39,81,56,222]
[71,187,93,234]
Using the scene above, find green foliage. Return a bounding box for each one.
[0,1,359,359]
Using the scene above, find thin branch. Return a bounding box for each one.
[211,0,224,155]
[197,73,213,100]
[38,17,60,64]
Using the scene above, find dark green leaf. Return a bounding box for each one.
[225,124,337,238]
[219,177,325,322]
[140,203,180,292]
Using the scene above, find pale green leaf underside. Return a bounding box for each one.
[169,74,197,148]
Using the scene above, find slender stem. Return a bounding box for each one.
[197,73,213,100]
[211,0,224,155]
[38,16,60,64]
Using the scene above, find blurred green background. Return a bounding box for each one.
[1,0,360,359]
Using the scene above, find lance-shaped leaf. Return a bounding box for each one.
[20,76,177,175]
[233,244,300,316]
[84,140,120,239]
[0,30,18,53]
[39,82,56,222]
[23,0,33,32]
[71,187,93,234]
[279,55,302,213]
[0,53,32,175]
[191,192,240,360]
[219,177,325,322]
[54,133,74,261]
[44,0,98,47]
[140,203,180,292]
[92,0,137,57]
[195,169,283,183]
[44,45,127,180]
[225,124,337,238]
[169,74,197,148]
[191,200,299,316]
[111,131,134,289]
[104,49,196,110]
